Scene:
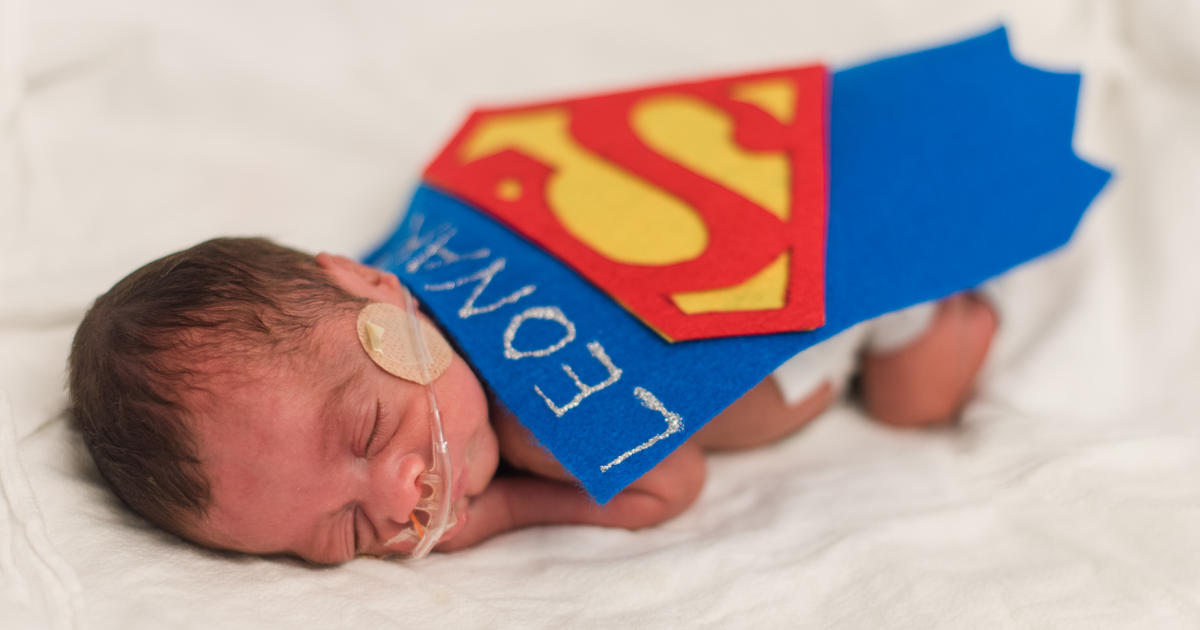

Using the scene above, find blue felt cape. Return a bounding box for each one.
[365,27,1110,503]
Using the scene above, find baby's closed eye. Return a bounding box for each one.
[361,400,386,457]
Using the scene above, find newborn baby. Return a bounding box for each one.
[69,237,995,564]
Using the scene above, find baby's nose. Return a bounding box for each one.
[369,451,427,525]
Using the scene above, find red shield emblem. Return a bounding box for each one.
[424,65,828,341]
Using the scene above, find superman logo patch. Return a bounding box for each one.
[423,65,829,341]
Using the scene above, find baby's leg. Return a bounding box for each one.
[859,293,997,427]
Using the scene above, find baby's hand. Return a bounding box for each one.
[437,442,705,552]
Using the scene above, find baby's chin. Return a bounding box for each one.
[438,496,472,544]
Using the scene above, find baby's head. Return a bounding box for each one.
[69,238,499,563]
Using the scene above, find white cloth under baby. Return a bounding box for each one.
[770,301,937,405]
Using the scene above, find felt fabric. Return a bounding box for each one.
[367,26,1110,503]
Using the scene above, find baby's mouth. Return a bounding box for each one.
[379,494,470,555]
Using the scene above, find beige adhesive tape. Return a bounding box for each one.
[356,302,453,384]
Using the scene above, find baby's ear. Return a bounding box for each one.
[316,253,404,299]
[314,252,362,288]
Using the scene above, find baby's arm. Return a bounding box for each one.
[437,405,705,551]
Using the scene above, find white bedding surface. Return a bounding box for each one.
[3,0,1199,628]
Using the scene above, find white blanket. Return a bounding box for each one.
[3,0,1198,628]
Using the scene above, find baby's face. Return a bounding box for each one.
[188,264,499,564]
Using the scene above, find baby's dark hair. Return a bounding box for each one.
[68,237,363,539]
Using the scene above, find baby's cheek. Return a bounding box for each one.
[464,402,500,496]
[441,359,499,494]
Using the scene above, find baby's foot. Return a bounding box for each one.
[859,293,997,427]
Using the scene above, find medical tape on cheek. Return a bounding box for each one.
[356,302,453,384]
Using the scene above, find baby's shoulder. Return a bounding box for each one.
[491,404,576,482]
